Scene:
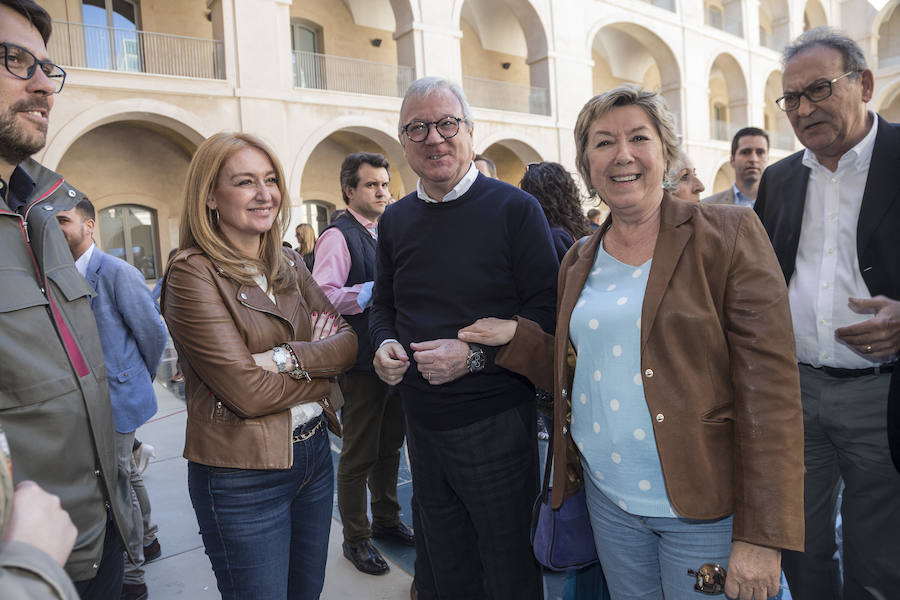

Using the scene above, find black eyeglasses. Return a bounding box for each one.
[775,70,859,112]
[402,117,463,143]
[0,42,66,93]
[687,563,727,594]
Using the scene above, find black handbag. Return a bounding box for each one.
[531,425,599,571]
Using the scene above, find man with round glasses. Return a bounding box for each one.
[755,26,900,600]
[0,1,133,598]
[370,76,558,599]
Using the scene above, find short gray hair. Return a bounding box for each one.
[783,27,867,78]
[398,77,474,135]
[663,148,689,193]
[573,85,679,194]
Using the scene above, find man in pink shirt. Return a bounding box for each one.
[312,153,412,575]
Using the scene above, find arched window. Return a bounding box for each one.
[712,103,729,140]
[303,200,336,236]
[81,0,140,72]
[98,204,160,280]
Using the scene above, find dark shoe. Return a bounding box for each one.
[121,582,148,600]
[342,540,389,575]
[372,521,415,546]
[143,539,161,563]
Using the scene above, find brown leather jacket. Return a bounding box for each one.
[497,194,804,551]
[161,247,357,469]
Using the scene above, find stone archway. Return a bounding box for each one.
[590,22,682,132]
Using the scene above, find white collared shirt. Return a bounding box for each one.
[788,112,886,368]
[416,162,479,203]
[74,243,96,278]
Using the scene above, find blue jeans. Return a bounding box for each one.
[584,473,782,600]
[188,418,333,600]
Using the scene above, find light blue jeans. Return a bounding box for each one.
[584,472,780,600]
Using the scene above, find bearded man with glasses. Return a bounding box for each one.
[0,1,133,599]
[755,26,900,600]
[370,77,559,599]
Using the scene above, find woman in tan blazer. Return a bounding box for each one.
[460,87,803,600]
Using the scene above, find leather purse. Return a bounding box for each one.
[531,425,599,571]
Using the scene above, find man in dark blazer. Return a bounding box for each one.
[755,27,900,600]
[56,198,166,600]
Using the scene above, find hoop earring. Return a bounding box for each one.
[211,208,219,227]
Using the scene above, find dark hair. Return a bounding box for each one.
[731,127,769,157]
[519,162,592,239]
[783,26,867,77]
[339,152,391,205]
[74,197,95,221]
[1,0,53,45]
[474,154,497,177]
[586,208,602,220]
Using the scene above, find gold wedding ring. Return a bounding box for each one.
[866,344,873,353]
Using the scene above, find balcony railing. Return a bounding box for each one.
[462,76,551,116]
[50,20,225,80]
[292,50,413,98]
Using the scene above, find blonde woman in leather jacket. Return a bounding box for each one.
[161,132,356,600]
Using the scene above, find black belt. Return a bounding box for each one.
[800,363,896,378]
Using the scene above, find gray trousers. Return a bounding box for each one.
[115,431,159,585]
[782,365,900,600]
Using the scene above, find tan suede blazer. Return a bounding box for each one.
[497,193,804,551]
[161,247,357,469]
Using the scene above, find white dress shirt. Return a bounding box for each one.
[788,112,886,368]
[416,162,479,203]
[74,242,96,278]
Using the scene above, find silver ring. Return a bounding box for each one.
[426,371,431,379]
[866,344,873,353]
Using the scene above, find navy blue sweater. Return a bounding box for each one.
[370,174,559,430]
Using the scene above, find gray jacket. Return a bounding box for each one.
[0,424,79,599]
[0,159,132,582]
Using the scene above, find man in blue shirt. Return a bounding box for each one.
[703,127,769,208]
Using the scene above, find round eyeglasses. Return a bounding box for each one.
[775,70,860,112]
[402,117,463,143]
[0,42,66,94]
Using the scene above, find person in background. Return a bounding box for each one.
[161,132,357,599]
[56,197,166,600]
[664,148,705,202]
[586,207,603,229]
[295,223,317,271]
[474,153,497,178]
[313,152,412,575]
[520,161,593,259]
[518,161,609,599]
[460,85,804,600]
[703,127,769,207]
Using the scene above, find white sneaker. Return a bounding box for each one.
[133,442,156,474]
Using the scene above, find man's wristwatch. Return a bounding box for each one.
[466,343,485,373]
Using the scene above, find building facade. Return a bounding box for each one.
[36,0,900,281]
